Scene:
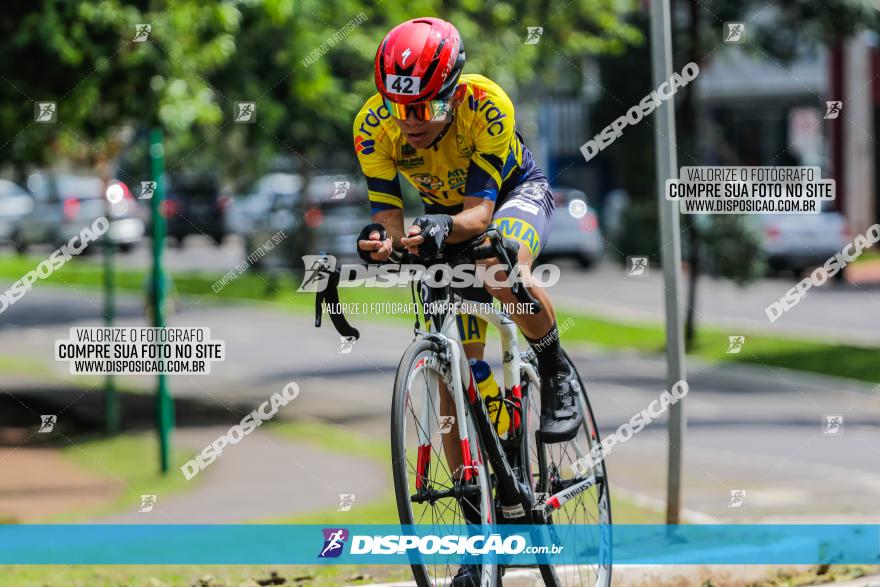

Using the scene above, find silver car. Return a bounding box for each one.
[227,173,303,237]
[241,173,369,271]
[302,174,370,263]
[538,188,605,269]
[0,179,34,244]
[15,172,145,253]
[755,203,850,276]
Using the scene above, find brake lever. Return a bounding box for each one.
[312,263,360,340]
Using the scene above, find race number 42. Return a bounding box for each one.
[386,75,421,95]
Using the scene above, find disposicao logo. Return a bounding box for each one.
[318,528,349,558]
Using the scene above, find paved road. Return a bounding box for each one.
[89,428,386,524]
[42,235,880,344]
[547,259,880,345]
[1,285,878,523]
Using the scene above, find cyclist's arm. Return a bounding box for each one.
[353,102,404,255]
[447,84,517,243]
[372,208,406,246]
[446,197,494,243]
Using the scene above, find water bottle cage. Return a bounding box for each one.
[487,394,524,447]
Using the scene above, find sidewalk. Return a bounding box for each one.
[0,385,387,524]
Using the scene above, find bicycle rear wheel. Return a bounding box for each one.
[391,339,497,587]
[521,350,612,587]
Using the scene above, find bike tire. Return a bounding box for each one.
[391,338,497,587]
[521,349,612,587]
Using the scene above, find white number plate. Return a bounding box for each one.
[386,74,421,95]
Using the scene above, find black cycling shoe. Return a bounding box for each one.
[537,361,584,443]
[450,564,482,587]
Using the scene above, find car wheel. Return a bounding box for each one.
[174,235,185,248]
[211,233,225,246]
[243,237,263,269]
[118,243,134,254]
[12,231,28,255]
[576,253,594,269]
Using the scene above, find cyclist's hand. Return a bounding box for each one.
[401,214,452,258]
[357,223,393,263]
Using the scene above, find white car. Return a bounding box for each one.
[15,172,145,253]
[756,204,850,276]
[538,188,604,269]
[0,179,34,244]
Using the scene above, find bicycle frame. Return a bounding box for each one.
[414,293,535,523]
[412,290,599,525]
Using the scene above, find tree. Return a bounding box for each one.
[671,0,878,349]
[1,0,642,189]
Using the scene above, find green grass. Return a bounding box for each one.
[0,354,48,377]
[754,565,880,586]
[0,252,293,304]
[2,253,877,384]
[552,309,880,384]
[851,249,880,264]
[49,432,198,522]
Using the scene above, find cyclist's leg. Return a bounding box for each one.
[483,181,557,336]
[438,314,488,527]
[483,181,582,442]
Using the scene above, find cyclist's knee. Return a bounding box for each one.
[462,342,484,361]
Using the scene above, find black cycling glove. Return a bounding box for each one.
[356,222,388,263]
[411,214,453,258]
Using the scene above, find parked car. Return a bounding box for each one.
[162,171,229,247]
[301,174,370,263]
[14,172,145,253]
[755,203,850,276]
[0,179,34,244]
[227,173,303,239]
[244,173,369,271]
[537,188,604,268]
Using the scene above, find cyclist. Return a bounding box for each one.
[353,18,582,583]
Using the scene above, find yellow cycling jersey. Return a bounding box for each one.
[352,74,545,214]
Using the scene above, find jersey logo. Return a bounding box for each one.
[401,48,412,66]
[447,169,467,190]
[495,217,540,257]
[411,173,443,191]
[467,86,507,136]
[468,87,487,110]
[399,143,424,169]
[456,135,473,158]
[355,136,375,155]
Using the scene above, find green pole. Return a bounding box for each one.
[103,199,119,435]
[150,127,173,474]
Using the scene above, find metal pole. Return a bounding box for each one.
[649,0,687,524]
[102,186,119,435]
[150,128,173,474]
[99,161,119,436]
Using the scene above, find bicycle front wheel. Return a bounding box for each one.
[391,339,497,587]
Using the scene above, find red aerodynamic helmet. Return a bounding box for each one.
[374,17,466,106]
